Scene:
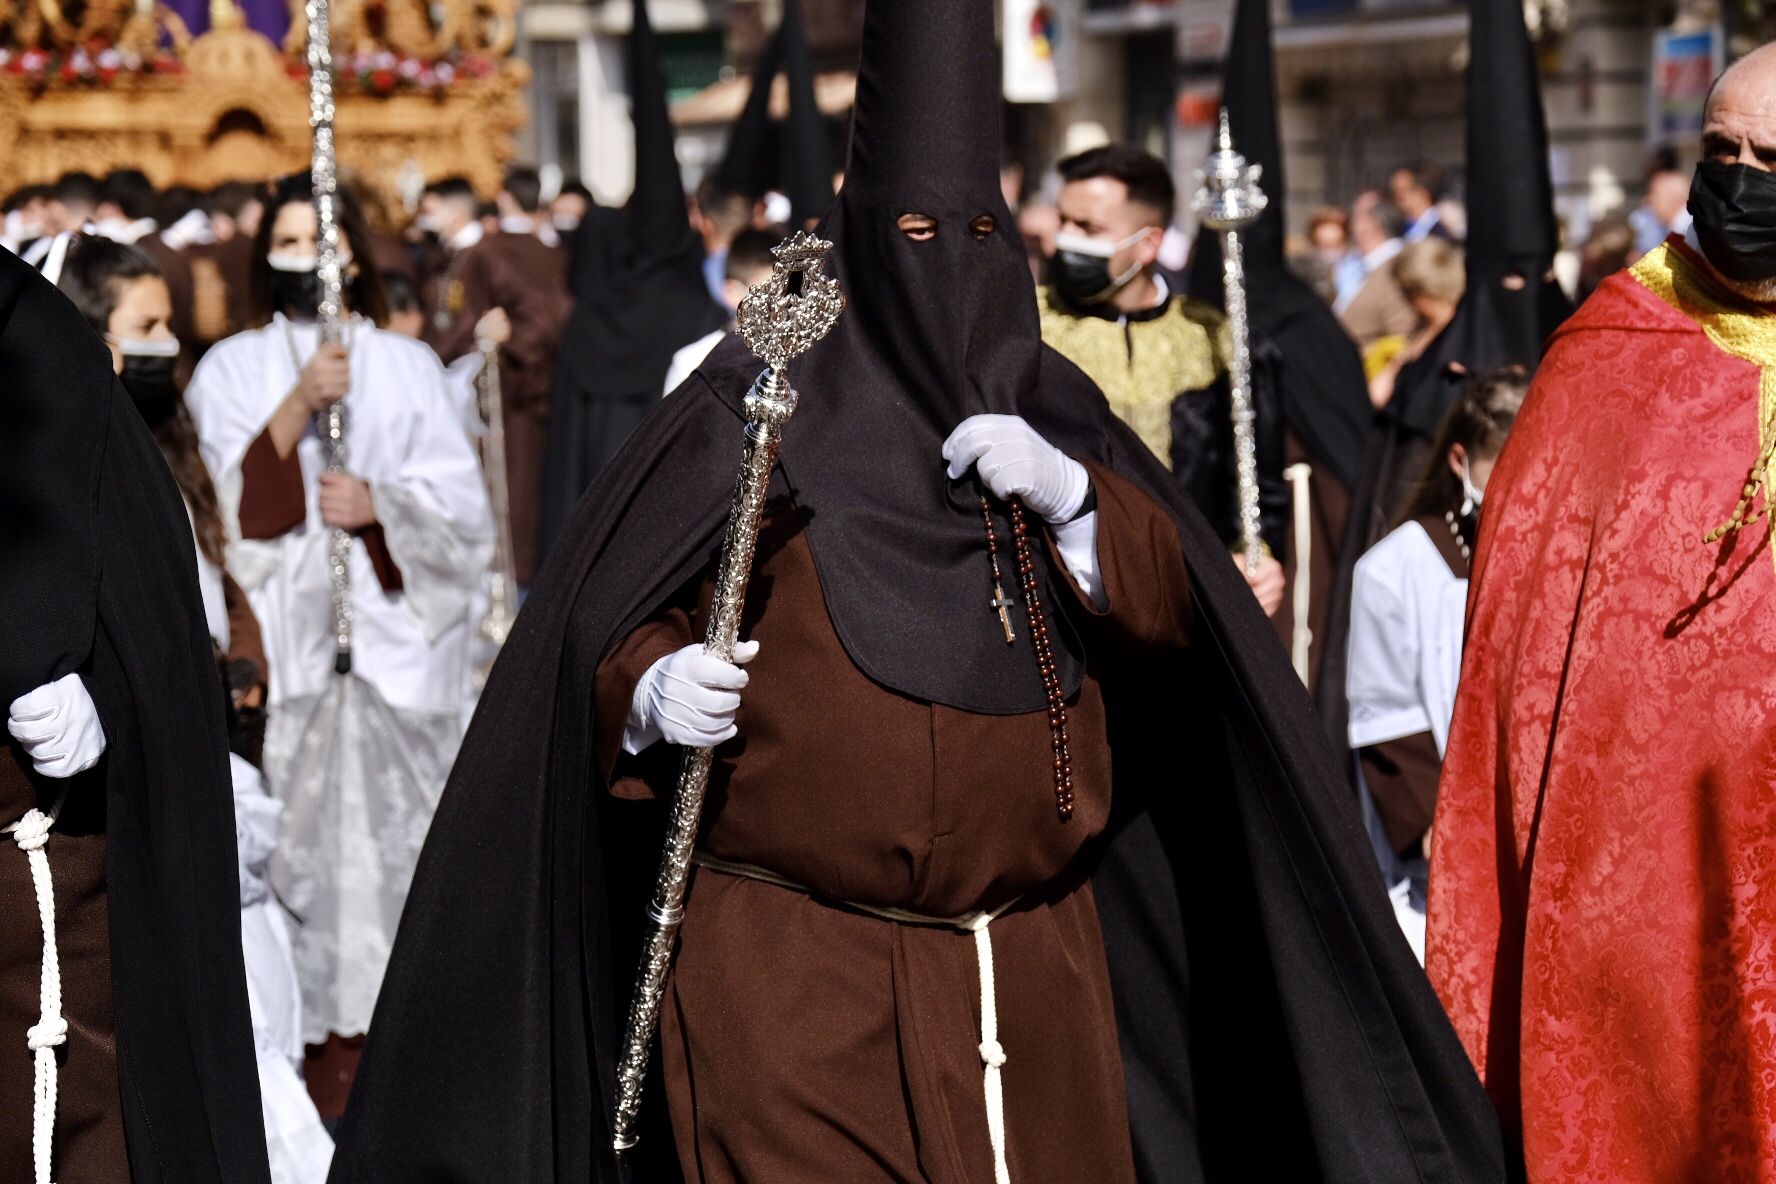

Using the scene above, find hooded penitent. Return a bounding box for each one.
[540,0,727,565]
[713,0,836,228]
[328,1,1512,1181]
[1317,0,1572,745]
[0,246,272,1184]
[1184,0,1370,493]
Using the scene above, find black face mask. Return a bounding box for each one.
[120,352,179,427]
[1051,247,1115,307]
[271,269,366,321]
[1689,160,1776,284]
[270,268,322,319]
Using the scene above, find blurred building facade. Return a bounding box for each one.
[517,0,1730,244]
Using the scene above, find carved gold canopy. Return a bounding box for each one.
[0,0,527,209]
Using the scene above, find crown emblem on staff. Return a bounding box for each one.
[737,230,846,373]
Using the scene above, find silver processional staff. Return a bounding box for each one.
[1192,108,1269,575]
[306,0,353,674]
[610,230,845,1154]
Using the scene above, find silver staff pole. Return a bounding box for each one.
[610,231,844,1154]
[1192,109,1269,574]
[307,0,352,674]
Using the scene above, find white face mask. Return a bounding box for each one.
[415,214,445,236]
[1460,458,1485,516]
[111,336,180,358]
[553,213,581,233]
[266,249,353,272]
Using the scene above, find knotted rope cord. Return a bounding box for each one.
[690,852,1018,1181]
[1629,242,1776,555]
[5,796,66,1184]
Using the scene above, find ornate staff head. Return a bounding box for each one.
[1192,109,1268,235]
[737,230,845,375]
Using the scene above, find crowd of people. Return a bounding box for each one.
[7,0,1776,1179]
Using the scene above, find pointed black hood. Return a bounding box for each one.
[714,0,839,227]
[554,0,724,408]
[780,0,835,226]
[695,0,1093,714]
[1185,0,1371,489]
[1390,0,1572,435]
[711,11,788,204]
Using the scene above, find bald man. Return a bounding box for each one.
[1428,44,1776,1183]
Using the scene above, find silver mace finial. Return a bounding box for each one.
[1190,107,1269,576]
[1192,108,1268,234]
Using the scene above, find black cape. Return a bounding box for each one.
[329,332,1508,1183]
[0,247,271,1183]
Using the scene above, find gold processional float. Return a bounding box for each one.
[0,0,528,208]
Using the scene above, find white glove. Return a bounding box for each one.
[9,673,107,779]
[623,640,761,755]
[942,414,1090,524]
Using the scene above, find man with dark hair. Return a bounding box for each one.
[1389,161,1453,242]
[1,185,50,255]
[46,172,102,235]
[551,177,591,236]
[691,174,755,302]
[1040,141,1289,616]
[660,224,780,395]
[416,176,483,340]
[1339,187,1417,349]
[425,166,573,586]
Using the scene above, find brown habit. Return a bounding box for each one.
[594,462,1192,1182]
[425,230,571,584]
[0,748,129,1182]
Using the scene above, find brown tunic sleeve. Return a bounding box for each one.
[221,568,266,693]
[1359,730,1442,855]
[593,608,697,800]
[237,427,306,540]
[358,523,404,594]
[1056,460,1193,656]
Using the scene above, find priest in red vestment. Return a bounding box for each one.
[1429,43,1776,1182]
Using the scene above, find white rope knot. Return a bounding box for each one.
[8,796,64,1184]
[11,809,52,852]
[968,911,1012,1184]
[979,1038,1007,1069]
[26,1017,66,1051]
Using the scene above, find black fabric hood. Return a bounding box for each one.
[556,0,725,399]
[1390,0,1572,435]
[695,0,1088,715]
[713,0,835,227]
[1183,0,1371,489]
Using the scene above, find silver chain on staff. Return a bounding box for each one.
[307,0,353,674]
[1193,109,1268,574]
[610,231,845,1155]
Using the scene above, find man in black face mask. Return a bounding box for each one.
[1428,42,1776,1182]
[1039,143,1290,618]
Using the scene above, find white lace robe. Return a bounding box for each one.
[187,315,493,1041]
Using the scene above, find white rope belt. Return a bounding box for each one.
[1284,462,1315,685]
[5,797,65,1184]
[692,853,1018,1184]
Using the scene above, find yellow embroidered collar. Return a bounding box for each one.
[1632,240,1776,552]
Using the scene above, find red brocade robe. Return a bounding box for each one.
[1428,237,1776,1182]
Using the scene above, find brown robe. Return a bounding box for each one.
[594,462,1192,1183]
[1357,511,1469,856]
[1271,429,1351,695]
[425,231,571,585]
[0,747,129,1182]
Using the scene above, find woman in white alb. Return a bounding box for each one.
[1346,371,1524,962]
[58,233,337,1181]
[184,174,492,1115]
